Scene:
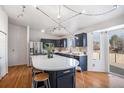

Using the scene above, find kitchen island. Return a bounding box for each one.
[55,52,87,71]
[31,55,79,88]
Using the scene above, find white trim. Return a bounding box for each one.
[94,24,124,33]
[101,32,109,72]
[87,32,93,71]
[27,25,30,66]
[0,73,8,80]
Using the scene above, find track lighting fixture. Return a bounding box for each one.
[17,5,119,37]
[17,5,26,18]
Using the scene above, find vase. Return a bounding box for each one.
[48,52,53,58]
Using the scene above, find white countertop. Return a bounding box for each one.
[55,52,87,56]
[31,55,79,71]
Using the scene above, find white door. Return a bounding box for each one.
[87,32,109,72]
[0,32,6,78]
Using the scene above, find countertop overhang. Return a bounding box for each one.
[31,55,79,71]
[54,52,87,57]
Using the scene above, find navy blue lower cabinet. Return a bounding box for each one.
[57,73,75,88]
[47,68,76,88]
[76,56,87,71]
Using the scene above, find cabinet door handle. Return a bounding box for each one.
[63,70,70,74]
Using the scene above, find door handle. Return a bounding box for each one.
[63,70,70,74]
[0,57,2,59]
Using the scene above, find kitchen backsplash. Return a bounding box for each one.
[54,47,87,53]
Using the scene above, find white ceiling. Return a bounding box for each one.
[2,5,124,36]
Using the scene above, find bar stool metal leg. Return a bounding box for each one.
[44,80,48,88]
[36,81,38,88]
[47,79,51,88]
[32,80,35,88]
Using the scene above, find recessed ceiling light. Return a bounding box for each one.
[41,29,45,33]
[32,5,38,8]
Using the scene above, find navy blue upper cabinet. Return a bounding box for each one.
[56,40,60,47]
[75,34,83,46]
[75,33,87,47]
[56,39,67,47]
[40,33,87,48]
[41,38,67,48]
[59,39,67,47]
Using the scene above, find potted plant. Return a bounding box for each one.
[44,43,54,58]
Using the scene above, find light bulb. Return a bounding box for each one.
[41,29,45,33]
[75,36,78,39]
[32,5,38,8]
[81,10,86,14]
[57,15,61,19]
[113,5,119,9]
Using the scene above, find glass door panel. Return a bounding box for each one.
[108,28,124,75]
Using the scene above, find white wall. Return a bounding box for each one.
[0,7,8,34]
[8,23,27,66]
[0,7,8,78]
[8,25,61,66]
[30,29,60,42]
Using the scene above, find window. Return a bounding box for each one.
[92,32,100,60]
[109,29,124,65]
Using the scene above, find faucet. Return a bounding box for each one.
[69,47,72,53]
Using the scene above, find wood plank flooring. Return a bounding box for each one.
[76,71,124,88]
[0,65,124,88]
[0,65,32,88]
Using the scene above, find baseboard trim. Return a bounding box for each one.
[8,64,27,68]
[87,70,106,73]
[0,73,8,80]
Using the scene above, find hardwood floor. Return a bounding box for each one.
[76,71,124,88]
[0,65,124,88]
[0,65,32,88]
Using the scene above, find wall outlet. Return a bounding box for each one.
[12,49,15,52]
